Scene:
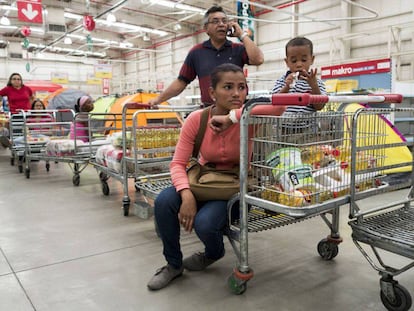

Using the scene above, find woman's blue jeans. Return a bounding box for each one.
[154,186,228,269]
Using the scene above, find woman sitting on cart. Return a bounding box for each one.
[147,63,286,291]
[69,96,94,142]
[26,99,54,135]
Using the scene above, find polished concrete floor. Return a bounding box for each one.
[0,147,413,311]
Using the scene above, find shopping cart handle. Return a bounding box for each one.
[271,93,403,105]
[270,93,324,106]
[367,94,403,104]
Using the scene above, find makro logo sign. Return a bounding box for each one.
[331,66,353,76]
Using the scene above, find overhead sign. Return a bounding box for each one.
[51,72,69,84]
[321,58,391,79]
[17,0,43,24]
[95,64,113,79]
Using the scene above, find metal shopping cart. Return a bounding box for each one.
[227,93,404,295]
[90,103,197,216]
[23,109,96,185]
[347,105,414,311]
[9,112,25,172]
[131,105,198,218]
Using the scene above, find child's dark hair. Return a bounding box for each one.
[31,99,45,109]
[203,5,226,25]
[210,63,244,89]
[285,36,313,55]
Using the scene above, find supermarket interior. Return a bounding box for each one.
[0,1,414,310]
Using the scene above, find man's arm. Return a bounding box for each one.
[147,79,188,107]
[229,21,264,66]
[239,35,264,66]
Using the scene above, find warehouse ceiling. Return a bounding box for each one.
[0,0,267,60]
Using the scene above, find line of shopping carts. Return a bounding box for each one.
[3,94,412,310]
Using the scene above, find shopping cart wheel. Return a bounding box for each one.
[25,168,30,179]
[73,174,80,186]
[10,157,14,166]
[18,164,23,173]
[123,198,130,216]
[380,282,412,311]
[317,238,339,260]
[102,181,110,196]
[228,275,247,295]
[99,172,108,182]
[46,162,50,172]
[228,268,254,295]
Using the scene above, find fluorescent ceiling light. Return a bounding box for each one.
[150,0,203,13]
[64,37,72,44]
[65,11,168,37]
[0,5,17,11]
[0,16,10,26]
[120,41,133,48]
[27,42,106,58]
[64,12,83,20]
[106,13,116,23]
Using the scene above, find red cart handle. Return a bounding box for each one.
[270,93,403,106]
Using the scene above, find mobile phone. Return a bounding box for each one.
[227,26,235,36]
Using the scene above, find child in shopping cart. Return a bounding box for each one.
[271,36,327,140]
[69,96,94,142]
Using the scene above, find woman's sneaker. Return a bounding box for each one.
[182,252,221,271]
[147,264,183,290]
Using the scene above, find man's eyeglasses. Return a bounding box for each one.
[207,18,228,25]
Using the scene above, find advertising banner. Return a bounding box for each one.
[237,0,255,41]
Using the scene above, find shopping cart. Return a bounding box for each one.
[131,105,198,218]
[23,109,96,185]
[347,104,414,311]
[227,93,404,295]
[8,112,25,172]
[91,103,197,216]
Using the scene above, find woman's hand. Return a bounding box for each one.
[179,189,197,232]
[209,114,233,134]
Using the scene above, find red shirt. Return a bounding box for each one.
[0,85,33,114]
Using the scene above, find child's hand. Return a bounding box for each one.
[298,68,318,87]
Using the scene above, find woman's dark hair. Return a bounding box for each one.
[7,73,24,87]
[210,63,244,89]
[285,36,314,56]
[31,99,45,110]
[203,5,226,25]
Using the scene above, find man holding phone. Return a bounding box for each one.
[147,5,264,108]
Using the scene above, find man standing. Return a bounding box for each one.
[147,5,263,107]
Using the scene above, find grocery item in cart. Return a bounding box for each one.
[265,147,302,169]
[274,164,315,192]
[45,139,85,156]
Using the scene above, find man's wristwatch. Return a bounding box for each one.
[239,32,249,41]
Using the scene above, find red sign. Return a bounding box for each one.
[102,78,110,95]
[17,0,43,24]
[321,58,391,79]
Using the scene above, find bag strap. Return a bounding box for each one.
[192,107,210,158]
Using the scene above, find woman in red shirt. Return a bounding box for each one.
[0,73,34,115]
